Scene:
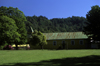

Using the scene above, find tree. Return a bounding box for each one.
[0,6,27,50]
[25,15,87,33]
[30,30,47,49]
[83,5,100,41]
[0,16,20,49]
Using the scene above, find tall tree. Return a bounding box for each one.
[0,16,20,49]
[30,30,47,49]
[83,5,100,41]
[0,6,27,50]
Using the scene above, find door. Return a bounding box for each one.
[62,41,66,49]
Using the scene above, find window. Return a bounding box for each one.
[53,41,57,45]
[71,40,75,45]
[79,40,84,45]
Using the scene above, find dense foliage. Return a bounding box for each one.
[0,16,20,49]
[0,6,27,50]
[83,5,100,41]
[25,16,87,33]
[30,30,47,49]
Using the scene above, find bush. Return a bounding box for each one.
[3,45,14,50]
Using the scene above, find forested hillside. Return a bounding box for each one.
[25,16,87,33]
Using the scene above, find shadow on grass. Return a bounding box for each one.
[1,55,100,66]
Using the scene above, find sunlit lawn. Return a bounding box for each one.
[0,49,100,66]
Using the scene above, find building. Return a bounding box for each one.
[30,32,89,49]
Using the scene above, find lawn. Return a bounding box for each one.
[0,49,100,66]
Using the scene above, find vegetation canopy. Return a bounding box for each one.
[25,16,87,33]
[83,5,100,41]
[0,16,20,49]
[0,6,27,50]
[30,30,47,49]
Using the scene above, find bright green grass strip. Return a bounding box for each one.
[0,49,100,66]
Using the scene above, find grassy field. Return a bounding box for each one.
[0,49,100,66]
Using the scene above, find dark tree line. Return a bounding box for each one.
[25,16,87,33]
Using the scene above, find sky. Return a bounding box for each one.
[0,0,100,19]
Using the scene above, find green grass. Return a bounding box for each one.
[0,49,100,66]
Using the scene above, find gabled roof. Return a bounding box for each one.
[43,32,88,40]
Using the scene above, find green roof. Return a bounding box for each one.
[43,32,88,40]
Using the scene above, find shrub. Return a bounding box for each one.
[3,45,14,50]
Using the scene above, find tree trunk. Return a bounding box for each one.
[16,44,18,50]
[41,45,43,50]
